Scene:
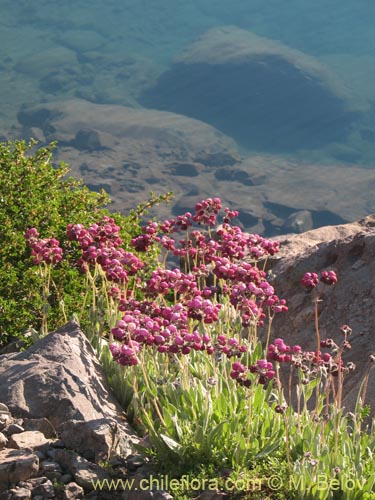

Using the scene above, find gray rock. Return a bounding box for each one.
[0,321,139,457]
[60,419,121,462]
[0,432,8,450]
[7,431,50,452]
[45,470,62,483]
[51,439,66,449]
[0,413,12,432]
[32,479,55,498]
[167,162,200,177]
[61,473,74,484]
[17,106,59,129]
[193,151,239,167]
[54,450,111,491]
[4,488,32,500]
[126,455,145,471]
[57,29,107,52]
[17,99,238,160]
[5,424,24,436]
[45,448,57,460]
[40,460,63,482]
[73,129,102,152]
[0,449,39,488]
[40,461,62,474]
[15,46,79,79]
[214,167,254,186]
[34,450,47,460]
[0,339,28,355]
[62,481,84,500]
[283,210,314,233]
[23,418,57,439]
[141,26,360,152]
[269,214,375,408]
[39,68,80,94]
[25,476,48,488]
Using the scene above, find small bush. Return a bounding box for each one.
[0,139,160,344]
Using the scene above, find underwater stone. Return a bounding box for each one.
[141,26,360,153]
[73,128,102,151]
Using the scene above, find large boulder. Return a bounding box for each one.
[141,26,360,152]
[0,449,39,488]
[17,98,239,161]
[268,215,375,409]
[0,321,139,458]
[16,98,241,221]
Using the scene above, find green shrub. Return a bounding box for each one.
[0,139,158,344]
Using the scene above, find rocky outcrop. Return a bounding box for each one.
[268,215,375,408]
[0,448,39,489]
[0,401,173,499]
[0,323,173,499]
[141,26,360,152]
[0,321,139,459]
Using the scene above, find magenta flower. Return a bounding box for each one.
[25,229,63,265]
[320,270,338,285]
[301,272,319,289]
[193,197,222,226]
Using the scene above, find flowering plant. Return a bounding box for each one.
[26,197,375,499]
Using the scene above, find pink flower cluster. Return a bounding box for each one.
[193,197,222,226]
[110,303,212,365]
[267,336,353,378]
[320,270,338,285]
[216,334,247,358]
[301,270,338,289]
[145,268,197,298]
[129,198,287,329]
[25,198,290,376]
[230,358,276,387]
[66,216,143,283]
[227,328,354,389]
[109,289,253,366]
[25,228,63,265]
[131,221,161,252]
[267,338,301,363]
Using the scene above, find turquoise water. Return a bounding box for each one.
[0,0,375,168]
[1,0,375,164]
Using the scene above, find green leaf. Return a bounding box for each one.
[255,438,281,459]
[233,435,247,465]
[159,434,182,454]
[207,420,229,449]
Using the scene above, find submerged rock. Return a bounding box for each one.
[15,99,375,236]
[141,26,360,152]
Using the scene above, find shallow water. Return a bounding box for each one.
[1,0,375,230]
[1,0,375,160]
